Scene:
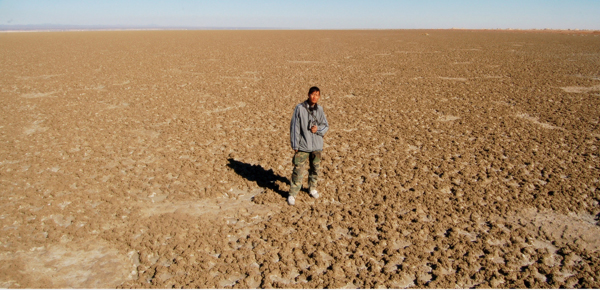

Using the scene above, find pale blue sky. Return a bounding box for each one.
[0,0,599,29]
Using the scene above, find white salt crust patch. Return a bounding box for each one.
[21,92,56,98]
[561,84,600,93]
[0,241,137,288]
[515,113,562,130]
[439,77,468,82]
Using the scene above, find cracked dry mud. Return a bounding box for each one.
[0,30,599,288]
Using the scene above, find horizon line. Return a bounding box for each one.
[1,24,600,33]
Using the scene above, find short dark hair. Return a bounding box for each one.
[308,86,320,96]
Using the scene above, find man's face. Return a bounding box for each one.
[308,91,320,105]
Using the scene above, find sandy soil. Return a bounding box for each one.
[0,30,599,288]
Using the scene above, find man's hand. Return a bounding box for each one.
[294,149,298,153]
[311,125,318,133]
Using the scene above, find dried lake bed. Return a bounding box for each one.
[0,29,599,288]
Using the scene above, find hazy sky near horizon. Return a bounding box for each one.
[1,0,599,30]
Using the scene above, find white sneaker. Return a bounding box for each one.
[310,189,319,199]
[288,195,295,205]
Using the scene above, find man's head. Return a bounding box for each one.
[307,86,320,106]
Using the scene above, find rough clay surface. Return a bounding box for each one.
[0,30,599,288]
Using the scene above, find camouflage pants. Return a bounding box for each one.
[289,151,321,197]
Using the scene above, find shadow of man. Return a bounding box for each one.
[227,158,289,198]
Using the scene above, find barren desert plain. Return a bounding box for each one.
[0,29,599,288]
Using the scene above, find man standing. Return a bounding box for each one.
[288,86,329,205]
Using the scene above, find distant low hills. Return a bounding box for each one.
[0,24,280,31]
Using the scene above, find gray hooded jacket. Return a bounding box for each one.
[290,101,329,152]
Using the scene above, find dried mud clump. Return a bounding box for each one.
[0,30,599,288]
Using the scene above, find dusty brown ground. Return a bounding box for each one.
[0,30,599,288]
